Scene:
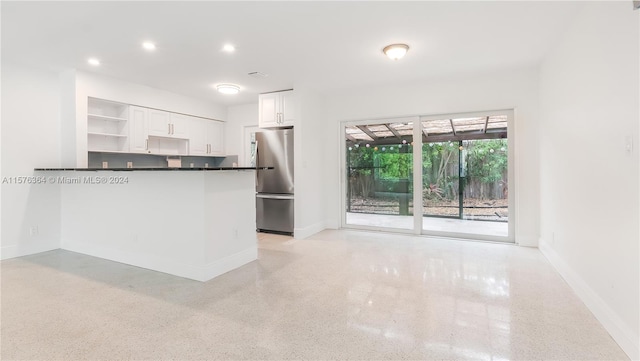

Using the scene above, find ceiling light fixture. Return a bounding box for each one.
[142,41,156,51]
[87,58,100,66]
[383,43,409,60]
[216,83,240,95]
[222,44,235,52]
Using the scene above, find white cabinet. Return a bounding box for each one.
[148,109,171,137]
[129,106,149,153]
[147,110,188,138]
[280,90,295,126]
[169,113,189,138]
[87,98,129,153]
[259,90,295,128]
[208,121,224,155]
[189,118,224,156]
[87,99,224,158]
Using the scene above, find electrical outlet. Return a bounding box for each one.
[29,225,39,237]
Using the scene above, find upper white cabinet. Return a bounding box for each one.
[207,121,224,155]
[189,117,208,156]
[259,90,295,128]
[147,110,189,138]
[87,98,129,153]
[169,113,189,138]
[129,106,149,153]
[148,109,171,137]
[189,118,224,156]
[88,99,224,157]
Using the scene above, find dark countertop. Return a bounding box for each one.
[34,167,272,171]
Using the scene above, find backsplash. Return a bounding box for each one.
[88,152,238,169]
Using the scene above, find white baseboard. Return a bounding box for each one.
[539,238,639,360]
[1,243,59,260]
[62,241,257,282]
[515,235,538,247]
[324,218,340,230]
[201,247,258,281]
[294,221,326,239]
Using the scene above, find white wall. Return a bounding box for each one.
[1,62,62,259]
[226,103,258,166]
[293,89,327,239]
[323,69,540,245]
[538,3,639,359]
[61,70,228,167]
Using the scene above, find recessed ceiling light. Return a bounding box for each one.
[87,58,100,66]
[216,83,240,95]
[383,43,410,60]
[142,42,156,51]
[222,44,235,52]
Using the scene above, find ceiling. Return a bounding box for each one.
[1,1,582,106]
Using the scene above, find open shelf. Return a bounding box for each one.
[88,149,131,154]
[88,114,127,122]
[87,97,130,153]
[88,132,128,138]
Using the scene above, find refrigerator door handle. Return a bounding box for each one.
[255,139,259,188]
[256,194,294,200]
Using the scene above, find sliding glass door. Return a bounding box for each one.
[343,111,513,242]
[345,119,414,231]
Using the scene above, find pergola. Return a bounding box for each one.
[345,115,508,146]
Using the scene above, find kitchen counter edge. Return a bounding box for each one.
[34,167,272,172]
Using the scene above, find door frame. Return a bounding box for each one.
[340,109,515,243]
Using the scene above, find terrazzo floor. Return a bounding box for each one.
[1,230,629,360]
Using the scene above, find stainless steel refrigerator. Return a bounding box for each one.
[256,129,294,234]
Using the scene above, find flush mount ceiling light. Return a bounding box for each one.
[87,58,100,66]
[383,43,409,60]
[142,41,156,51]
[216,83,240,94]
[222,44,236,52]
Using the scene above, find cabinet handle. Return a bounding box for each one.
[168,124,171,135]
[171,124,174,135]
[145,139,148,150]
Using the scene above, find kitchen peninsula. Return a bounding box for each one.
[35,167,264,281]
